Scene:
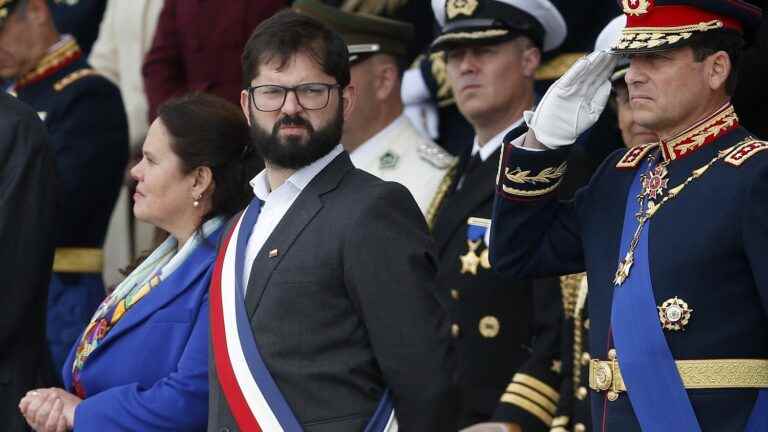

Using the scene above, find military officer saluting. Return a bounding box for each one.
[427,0,569,430]
[491,0,768,430]
[0,0,128,375]
[294,0,456,220]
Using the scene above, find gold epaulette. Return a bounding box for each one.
[724,138,768,167]
[500,373,560,426]
[54,68,99,92]
[616,142,659,169]
[535,52,586,81]
[426,160,458,230]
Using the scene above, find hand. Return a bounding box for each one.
[19,388,81,431]
[524,50,618,149]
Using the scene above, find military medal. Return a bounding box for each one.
[658,297,693,331]
[459,239,481,275]
[641,164,669,201]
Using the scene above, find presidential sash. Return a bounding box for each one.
[211,198,397,431]
[611,157,702,431]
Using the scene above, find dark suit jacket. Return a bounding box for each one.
[142,0,286,120]
[0,92,57,432]
[208,152,458,432]
[432,147,562,430]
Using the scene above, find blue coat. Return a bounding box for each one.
[61,228,223,431]
[490,118,768,430]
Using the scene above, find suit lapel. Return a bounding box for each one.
[244,153,353,317]
[433,149,499,254]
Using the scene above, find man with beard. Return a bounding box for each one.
[207,10,458,432]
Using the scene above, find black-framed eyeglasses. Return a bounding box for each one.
[247,83,341,112]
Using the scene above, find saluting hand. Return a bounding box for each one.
[524,50,618,149]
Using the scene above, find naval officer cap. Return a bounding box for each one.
[0,0,20,25]
[595,15,630,83]
[293,0,414,64]
[611,0,762,54]
[430,0,567,53]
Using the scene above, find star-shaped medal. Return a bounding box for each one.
[641,165,669,200]
[459,239,481,275]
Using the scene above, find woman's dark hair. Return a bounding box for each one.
[241,9,350,89]
[157,92,261,221]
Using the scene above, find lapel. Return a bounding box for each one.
[433,148,499,254]
[244,152,353,318]
[87,230,222,355]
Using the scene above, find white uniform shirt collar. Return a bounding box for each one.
[249,144,344,199]
[348,114,406,168]
[471,116,525,162]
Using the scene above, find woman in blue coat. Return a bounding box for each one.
[19,92,259,431]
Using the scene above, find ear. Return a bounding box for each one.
[191,166,214,199]
[707,50,731,92]
[341,84,357,122]
[240,90,252,126]
[520,46,541,78]
[374,58,398,100]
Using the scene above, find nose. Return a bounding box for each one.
[458,51,478,75]
[130,159,143,182]
[280,89,303,116]
[625,57,647,87]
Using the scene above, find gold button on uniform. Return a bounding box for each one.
[576,386,588,400]
[574,423,586,432]
[581,352,591,366]
[451,323,460,338]
[451,289,460,300]
[478,315,500,338]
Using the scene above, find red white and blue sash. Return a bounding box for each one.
[211,198,397,431]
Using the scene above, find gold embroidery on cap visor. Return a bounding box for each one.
[432,29,509,50]
[612,20,724,52]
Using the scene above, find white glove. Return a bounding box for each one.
[525,50,618,149]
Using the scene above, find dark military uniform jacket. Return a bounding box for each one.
[432,142,563,430]
[490,104,768,431]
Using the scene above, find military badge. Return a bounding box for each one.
[657,297,693,331]
[459,239,482,275]
[460,218,491,275]
[446,0,478,19]
[622,0,651,16]
[379,151,399,170]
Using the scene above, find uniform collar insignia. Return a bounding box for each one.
[446,0,478,20]
[16,37,82,90]
[660,103,739,162]
[379,150,399,169]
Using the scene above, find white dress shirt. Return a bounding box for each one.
[242,145,344,290]
[470,116,525,162]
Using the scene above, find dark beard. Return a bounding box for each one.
[249,104,343,170]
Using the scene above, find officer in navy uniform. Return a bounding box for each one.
[0,0,128,376]
[491,1,768,430]
[427,0,568,430]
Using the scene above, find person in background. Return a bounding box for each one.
[0,90,57,432]
[427,0,568,430]
[19,93,257,432]
[293,0,456,221]
[88,0,164,287]
[0,0,129,377]
[550,15,657,432]
[142,0,286,121]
